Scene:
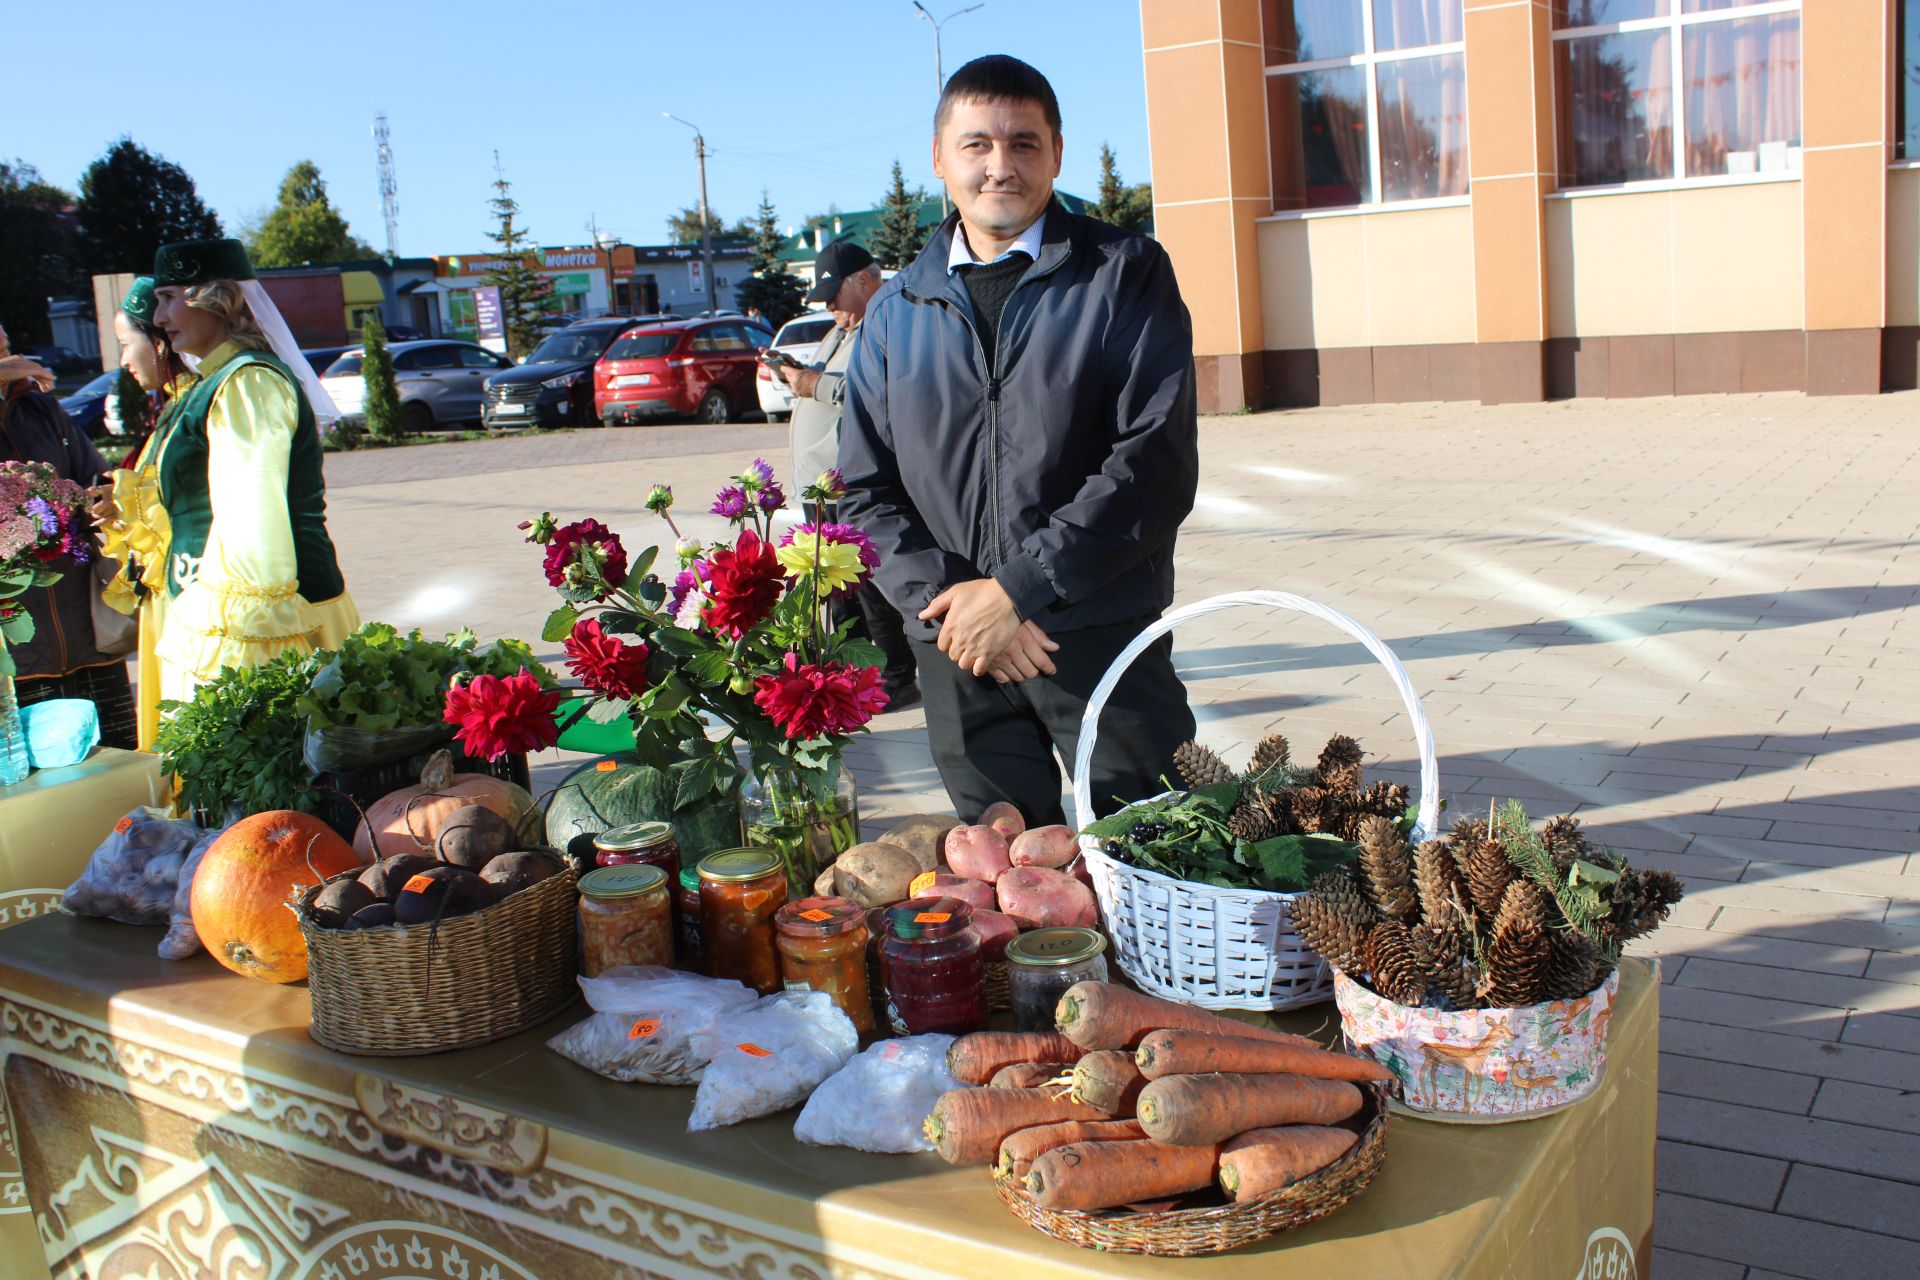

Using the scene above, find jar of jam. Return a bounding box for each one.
[880,896,986,1035]
[698,848,789,994]
[1005,928,1109,1032]
[775,897,874,1036]
[577,864,673,977]
[593,821,682,881]
[675,866,705,971]
[864,906,893,1031]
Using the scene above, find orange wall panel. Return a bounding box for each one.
[1464,5,1542,178]
[1155,201,1244,355]
[1144,43,1231,204]
[1141,0,1222,50]
[1800,0,1889,149]
[1472,177,1548,343]
[1804,147,1887,331]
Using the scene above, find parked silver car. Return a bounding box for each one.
[320,339,513,431]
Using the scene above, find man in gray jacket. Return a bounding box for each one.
[781,239,918,706]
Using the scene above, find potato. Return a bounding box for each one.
[972,908,1020,960]
[1010,825,1080,869]
[831,842,923,908]
[980,801,1026,841]
[877,815,958,873]
[920,872,997,914]
[947,824,1013,883]
[813,864,837,897]
[997,866,1098,930]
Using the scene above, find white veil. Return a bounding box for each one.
[237,279,341,433]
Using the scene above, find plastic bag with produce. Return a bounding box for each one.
[157,825,227,960]
[62,807,202,926]
[688,991,859,1131]
[795,1034,959,1153]
[546,966,758,1085]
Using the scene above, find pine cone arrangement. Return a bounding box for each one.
[1413,913,1478,1008]
[1597,868,1685,948]
[1463,829,1517,921]
[1544,929,1600,1001]
[1414,839,1466,923]
[1481,880,1551,1007]
[1288,785,1339,835]
[1356,816,1417,920]
[1289,893,1370,975]
[1540,814,1588,871]
[1173,740,1234,789]
[1247,733,1290,776]
[1226,793,1281,842]
[1363,920,1428,1006]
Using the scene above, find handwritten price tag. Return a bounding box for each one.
[737,1043,773,1058]
[404,874,435,894]
[114,817,134,834]
[596,760,619,773]
[628,1019,660,1040]
[914,912,952,924]
[909,870,937,897]
[799,908,833,923]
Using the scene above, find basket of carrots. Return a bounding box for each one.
[924,981,1390,1256]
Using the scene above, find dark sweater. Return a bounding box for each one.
[958,253,1032,370]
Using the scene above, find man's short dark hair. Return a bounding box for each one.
[934,55,1062,139]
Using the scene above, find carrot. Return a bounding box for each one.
[947,1031,1086,1085]
[1137,1073,1364,1147]
[1135,1030,1394,1084]
[990,1062,1075,1090]
[1023,1139,1218,1211]
[995,1118,1146,1181]
[1053,982,1319,1052]
[1218,1126,1358,1201]
[923,1088,1106,1166]
[1070,1050,1148,1116]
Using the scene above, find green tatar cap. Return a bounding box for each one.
[152,238,257,286]
[120,277,158,324]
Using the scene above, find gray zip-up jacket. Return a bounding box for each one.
[837,202,1198,642]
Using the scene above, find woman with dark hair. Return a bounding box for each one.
[0,321,138,750]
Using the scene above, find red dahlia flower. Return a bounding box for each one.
[563,618,651,699]
[752,654,890,740]
[701,529,784,638]
[541,518,629,598]
[443,669,562,760]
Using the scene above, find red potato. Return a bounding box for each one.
[1010,825,1080,869]
[1068,856,1095,887]
[972,908,1020,960]
[997,866,1098,930]
[946,825,1013,883]
[920,872,997,914]
[980,801,1026,841]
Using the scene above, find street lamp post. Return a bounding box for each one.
[663,113,717,315]
[913,2,983,216]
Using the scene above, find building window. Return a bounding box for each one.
[1553,1,1802,189]
[1901,0,1919,160]
[1262,1,1470,212]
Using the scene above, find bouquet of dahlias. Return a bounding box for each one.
[525,460,888,890]
[1,460,93,677]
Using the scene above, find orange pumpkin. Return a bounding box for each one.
[352,749,540,859]
[192,811,367,983]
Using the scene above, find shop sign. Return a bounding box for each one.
[688,258,705,295]
[472,286,506,353]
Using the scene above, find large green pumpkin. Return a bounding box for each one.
[544,753,742,866]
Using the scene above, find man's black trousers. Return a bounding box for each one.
[909,616,1196,828]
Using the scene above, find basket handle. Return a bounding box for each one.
[1070,591,1440,844]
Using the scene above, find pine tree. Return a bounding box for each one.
[868,160,929,270]
[482,156,550,361]
[0,161,85,346]
[733,190,807,330]
[112,370,150,440]
[360,312,402,441]
[248,161,375,267]
[75,138,223,277]
[1091,143,1154,235]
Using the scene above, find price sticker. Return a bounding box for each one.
[628,1018,660,1040]
[737,1043,773,1058]
[403,874,435,894]
[914,912,952,924]
[114,817,134,834]
[909,870,937,897]
[596,760,619,773]
[799,908,833,922]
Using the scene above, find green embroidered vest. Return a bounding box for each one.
[157,349,346,602]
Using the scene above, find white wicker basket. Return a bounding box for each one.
[1071,591,1441,1011]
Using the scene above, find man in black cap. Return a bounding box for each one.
[778,238,917,707]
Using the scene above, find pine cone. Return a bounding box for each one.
[1544,929,1600,1001]
[1540,814,1587,872]
[1173,741,1234,790]
[1412,915,1477,1008]
[1414,839,1466,925]
[1289,785,1338,835]
[1601,868,1686,945]
[1247,733,1291,776]
[1481,880,1551,1007]
[1364,920,1428,1005]
[1227,796,1280,843]
[1317,734,1363,776]
[1463,831,1517,921]
[1357,815,1417,920]
[1442,817,1489,880]
[1308,868,1378,932]
[1356,779,1410,819]
[1289,893,1369,975]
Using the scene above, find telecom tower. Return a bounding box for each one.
[372,113,399,259]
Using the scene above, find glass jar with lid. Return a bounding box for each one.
[675,866,704,971]
[775,897,874,1035]
[698,847,789,994]
[1004,928,1109,1032]
[577,864,673,977]
[593,821,683,881]
[880,896,986,1035]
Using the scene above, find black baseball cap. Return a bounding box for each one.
[806,240,875,304]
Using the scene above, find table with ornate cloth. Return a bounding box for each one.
[0,748,165,1280]
[0,912,1658,1280]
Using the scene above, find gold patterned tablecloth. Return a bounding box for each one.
[0,914,1657,1280]
[0,749,166,1280]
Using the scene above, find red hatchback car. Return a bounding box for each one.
[594,317,772,426]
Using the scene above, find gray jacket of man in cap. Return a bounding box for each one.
[788,320,859,486]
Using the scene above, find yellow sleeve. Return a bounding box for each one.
[98,465,172,613]
[156,363,324,678]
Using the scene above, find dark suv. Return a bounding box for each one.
[482,318,636,428]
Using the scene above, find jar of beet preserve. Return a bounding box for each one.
[593,821,683,882]
[879,896,986,1035]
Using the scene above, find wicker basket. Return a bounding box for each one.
[296,848,578,1056]
[1071,591,1441,1011]
[311,748,531,843]
[992,1081,1388,1255]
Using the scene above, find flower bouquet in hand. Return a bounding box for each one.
[0,460,92,677]
[524,460,889,892]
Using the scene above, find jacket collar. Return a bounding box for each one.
[902,197,1074,305]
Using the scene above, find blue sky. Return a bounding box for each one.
[14,0,1151,258]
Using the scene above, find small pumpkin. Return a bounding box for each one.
[192,811,367,982]
[353,750,542,859]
